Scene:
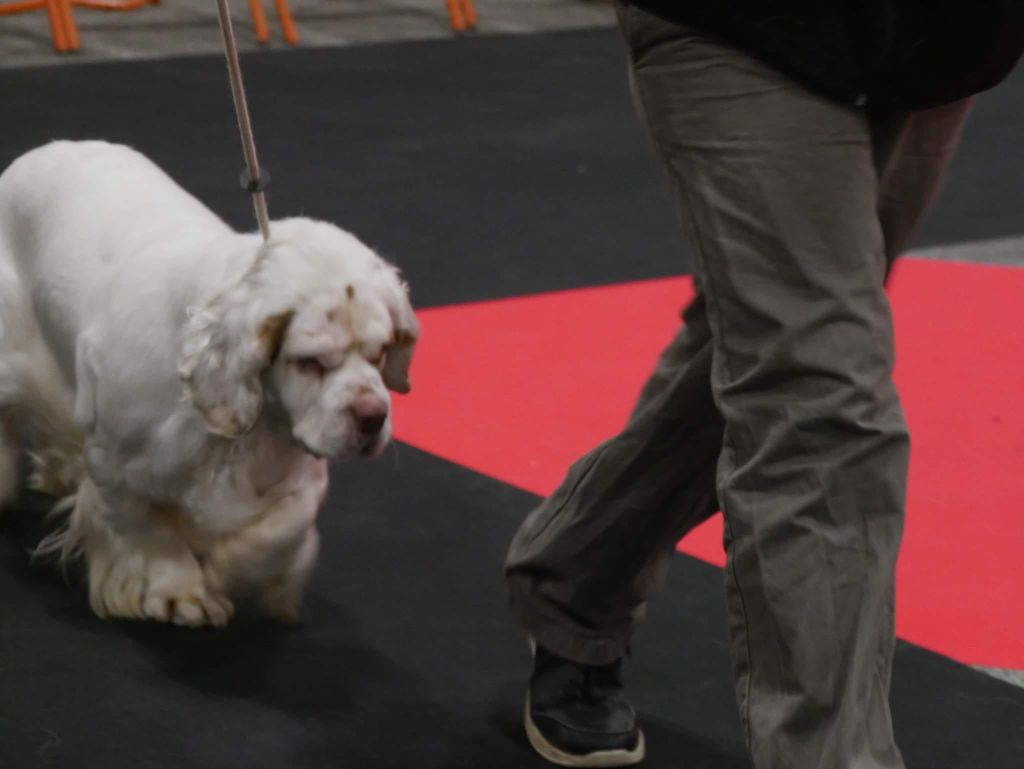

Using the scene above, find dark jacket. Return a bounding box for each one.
[630,0,1024,109]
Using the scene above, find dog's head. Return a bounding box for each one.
[177,218,418,459]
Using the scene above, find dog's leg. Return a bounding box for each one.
[19,344,84,499]
[74,478,234,627]
[0,256,24,509]
[0,411,20,509]
[28,436,84,500]
[260,526,320,623]
[0,256,79,506]
[201,486,323,623]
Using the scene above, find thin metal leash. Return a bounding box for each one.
[214,0,272,242]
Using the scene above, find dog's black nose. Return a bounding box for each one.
[352,394,388,435]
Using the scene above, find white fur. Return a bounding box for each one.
[0,141,418,626]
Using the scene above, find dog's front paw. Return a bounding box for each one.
[142,589,234,628]
[89,549,234,628]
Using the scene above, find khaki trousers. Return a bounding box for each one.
[506,4,972,767]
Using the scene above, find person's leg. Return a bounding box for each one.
[504,13,970,679]
[858,98,974,701]
[617,5,912,768]
[507,8,971,769]
[507,287,720,766]
[871,99,974,268]
[506,285,721,666]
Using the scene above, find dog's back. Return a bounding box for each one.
[0,141,231,357]
[0,141,233,500]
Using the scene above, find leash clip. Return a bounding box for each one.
[240,166,271,193]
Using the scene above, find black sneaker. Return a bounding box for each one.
[525,643,645,767]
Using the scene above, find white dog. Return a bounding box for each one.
[0,140,418,627]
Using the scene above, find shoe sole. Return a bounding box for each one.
[524,694,646,768]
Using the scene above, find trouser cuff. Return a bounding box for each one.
[507,574,630,666]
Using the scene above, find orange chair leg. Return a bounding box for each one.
[445,0,465,32]
[42,0,69,51]
[0,0,46,10]
[273,0,298,44]
[57,0,79,51]
[459,0,476,29]
[248,0,270,43]
[70,0,156,8]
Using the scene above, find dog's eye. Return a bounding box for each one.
[293,356,327,378]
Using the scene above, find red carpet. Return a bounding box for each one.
[392,258,1024,669]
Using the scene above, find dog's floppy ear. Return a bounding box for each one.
[372,264,419,394]
[178,291,294,439]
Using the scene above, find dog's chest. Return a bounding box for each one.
[183,439,327,538]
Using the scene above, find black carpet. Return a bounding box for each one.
[3,446,1024,769]
[2,28,1023,769]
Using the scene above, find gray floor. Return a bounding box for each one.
[978,666,1024,688]
[0,0,614,68]
[3,0,1023,692]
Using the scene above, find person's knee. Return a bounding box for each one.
[712,319,911,514]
